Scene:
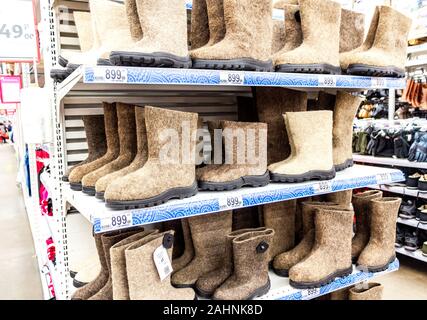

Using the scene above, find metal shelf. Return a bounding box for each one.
[396,247,427,263]
[64,164,404,233]
[353,154,427,169]
[397,217,427,231]
[370,185,427,199]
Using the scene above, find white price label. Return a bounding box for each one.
[100,212,132,231]
[218,195,243,210]
[93,68,128,83]
[313,181,333,194]
[371,78,386,88]
[153,245,173,281]
[376,173,391,185]
[301,287,320,300]
[318,75,337,87]
[219,71,245,85]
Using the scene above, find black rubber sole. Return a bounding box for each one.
[97,59,112,66]
[110,51,192,68]
[73,278,87,288]
[356,255,396,273]
[95,192,105,201]
[58,55,68,67]
[275,63,341,75]
[346,64,405,78]
[335,159,353,172]
[212,280,271,300]
[50,69,70,82]
[62,176,69,182]
[198,171,270,191]
[192,58,273,72]
[172,283,195,289]
[194,286,214,299]
[82,186,96,196]
[404,246,418,252]
[270,167,336,183]
[105,182,198,210]
[290,266,353,289]
[70,183,82,191]
[69,270,77,278]
[272,267,289,278]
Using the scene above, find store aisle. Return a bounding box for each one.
[0,144,43,299]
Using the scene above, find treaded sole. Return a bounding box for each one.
[95,192,105,201]
[275,63,341,75]
[194,286,214,299]
[198,171,270,191]
[270,167,336,183]
[50,69,70,82]
[356,255,396,273]
[346,64,405,78]
[97,58,112,66]
[58,55,68,68]
[334,159,353,172]
[70,183,82,191]
[82,186,96,196]
[105,181,198,210]
[192,58,273,72]
[172,283,195,289]
[73,278,88,288]
[212,280,271,300]
[290,266,353,289]
[272,267,289,278]
[69,270,77,278]
[110,51,192,68]
[404,246,418,252]
[62,176,69,182]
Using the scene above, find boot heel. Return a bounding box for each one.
[242,171,271,187]
[247,279,271,299]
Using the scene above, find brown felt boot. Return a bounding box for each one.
[190,0,210,49]
[339,9,365,53]
[357,197,401,272]
[349,282,383,300]
[196,120,223,179]
[191,0,273,71]
[314,91,336,111]
[272,202,340,277]
[63,115,107,183]
[104,106,198,209]
[324,190,353,209]
[352,190,383,262]
[172,218,195,272]
[268,111,335,183]
[232,207,261,230]
[94,107,147,200]
[110,0,191,68]
[332,92,363,171]
[289,206,354,288]
[204,0,226,47]
[342,6,412,77]
[273,0,341,74]
[69,103,119,191]
[330,287,350,300]
[82,104,137,196]
[272,3,302,54]
[171,211,232,288]
[111,229,158,300]
[195,227,266,298]
[126,231,196,300]
[274,0,298,5]
[125,0,143,41]
[213,228,274,300]
[197,121,269,191]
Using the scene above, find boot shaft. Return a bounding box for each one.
[134,107,148,157]
[206,0,226,46]
[103,103,120,154]
[333,92,363,128]
[340,9,365,53]
[349,282,383,300]
[369,197,401,243]
[116,103,137,156]
[125,0,143,41]
[301,201,340,234]
[73,12,93,52]
[314,207,354,248]
[282,4,302,52]
[352,190,383,231]
[82,115,107,155]
[325,190,354,209]
[360,6,380,51]
[191,0,210,49]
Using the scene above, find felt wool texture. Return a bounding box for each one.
[64,115,107,180]
[349,282,383,300]
[111,229,158,300]
[190,0,210,49]
[357,197,401,269]
[340,6,412,70]
[73,12,94,52]
[351,190,383,260]
[196,227,266,297]
[163,219,184,259]
[268,111,334,175]
[232,207,261,231]
[171,211,232,287]
[289,207,354,284]
[273,0,341,68]
[263,200,296,260]
[324,190,353,209]
[84,104,137,189]
[329,287,350,300]
[272,4,302,54]
[197,121,267,183]
[104,106,198,202]
[315,91,336,111]
[95,106,145,193]
[69,103,120,184]
[213,229,274,300]
[125,0,143,41]
[125,231,195,300]
[172,218,195,272]
[204,0,226,47]
[256,88,308,165]
[274,0,298,6]
[190,0,273,62]
[332,92,363,169]
[339,9,365,53]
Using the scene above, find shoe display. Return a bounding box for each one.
[423,242,427,257]
[171,218,195,273]
[339,9,365,53]
[404,231,418,252]
[406,173,421,189]
[395,225,406,248]
[271,2,302,54]
[419,175,427,192]
[349,282,383,300]
[399,199,417,220]
[190,0,210,49]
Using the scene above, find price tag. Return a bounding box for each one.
[153,245,173,281]
[301,287,320,300]
[318,75,337,87]
[376,173,391,185]
[219,71,245,85]
[93,67,128,83]
[100,212,132,231]
[313,181,333,194]
[218,195,243,210]
[371,78,386,88]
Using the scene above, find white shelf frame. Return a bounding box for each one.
[396,247,427,263]
[353,154,427,169]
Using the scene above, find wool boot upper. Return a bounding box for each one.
[190,0,210,50]
[271,4,302,55]
[339,8,365,53]
[125,0,143,41]
[349,282,383,300]
[171,218,195,272]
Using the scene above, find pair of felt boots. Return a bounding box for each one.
[72,228,196,300]
[170,212,274,300]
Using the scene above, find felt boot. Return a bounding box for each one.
[126,231,196,300]
[62,115,107,182]
[195,227,266,298]
[324,190,353,209]
[197,121,269,191]
[191,0,273,71]
[190,0,210,49]
[74,12,94,52]
[339,9,365,53]
[349,282,383,300]
[82,104,137,196]
[213,228,274,300]
[272,202,339,277]
[357,197,401,272]
[171,211,232,288]
[343,6,412,77]
[94,107,147,200]
[104,106,198,209]
[110,0,191,68]
[268,111,335,183]
[125,0,143,41]
[273,0,342,74]
[232,207,261,230]
[332,92,363,171]
[69,103,119,191]
[203,0,226,47]
[329,287,350,300]
[172,218,195,272]
[289,206,354,288]
[111,229,158,300]
[352,190,383,262]
[271,3,302,54]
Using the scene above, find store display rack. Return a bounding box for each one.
[397,217,427,231]
[395,247,427,263]
[353,154,427,169]
[370,184,427,199]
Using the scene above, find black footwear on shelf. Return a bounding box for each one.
[395,226,405,248]
[406,173,421,190]
[418,175,427,193]
[399,200,417,219]
[404,232,419,252]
